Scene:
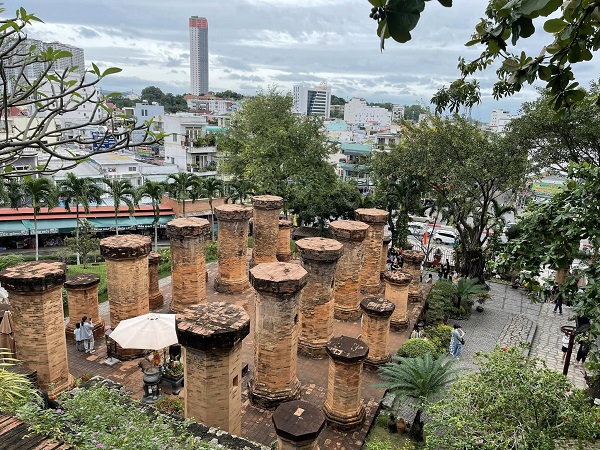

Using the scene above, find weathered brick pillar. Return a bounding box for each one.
[384,271,412,331]
[380,236,392,277]
[402,250,425,303]
[323,336,369,430]
[148,251,164,309]
[295,237,343,358]
[355,208,389,294]
[167,217,210,313]
[0,261,74,397]
[277,220,293,262]
[360,297,395,367]
[100,235,152,360]
[273,400,326,450]
[64,273,104,341]
[177,302,250,435]
[330,220,369,321]
[249,262,308,408]
[251,195,284,267]
[214,204,252,293]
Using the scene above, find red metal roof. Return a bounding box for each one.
[0,205,175,221]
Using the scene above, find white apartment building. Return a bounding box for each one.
[392,105,405,122]
[122,102,165,143]
[184,95,236,114]
[292,81,331,117]
[489,109,515,133]
[344,98,392,126]
[189,16,209,96]
[163,114,217,174]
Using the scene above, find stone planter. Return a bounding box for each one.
[161,373,184,395]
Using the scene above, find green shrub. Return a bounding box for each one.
[397,338,437,358]
[155,395,184,415]
[424,324,453,356]
[205,241,218,262]
[0,254,25,271]
[375,412,389,428]
[67,263,108,304]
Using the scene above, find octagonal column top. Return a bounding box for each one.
[215,204,253,221]
[278,219,293,228]
[249,262,308,295]
[0,261,66,292]
[148,251,161,265]
[383,271,413,286]
[100,235,152,259]
[177,302,250,351]
[272,400,326,444]
[295,237,343,262]
[329,220,369,242]
[360,296,395,318]
[402,250,425,264]
[354,208,389,224]
[166,217,210,237]
[326,336,369,363]
[252,195,284,210]
[64,273,100,290]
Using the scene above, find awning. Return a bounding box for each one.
[35,219,78,234]
[0,220,31,237]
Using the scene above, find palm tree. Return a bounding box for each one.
[201,177,223,241]
[139,180,166,251]
[4,179,23,209]
[102,178,137,235]
[166,172,197,217]
[23,177,57,260]
[59,173,103,265]
[454,277,485,308]
[378,354,460,441]
[225,179,255,205]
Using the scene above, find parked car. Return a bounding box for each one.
[430,229,458,245]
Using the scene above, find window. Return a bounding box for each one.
[172,133,177,142]
[128,166,136,172]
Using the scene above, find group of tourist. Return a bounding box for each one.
[409,323,466,358]
[74,316,95,354]
[387,247,404,271]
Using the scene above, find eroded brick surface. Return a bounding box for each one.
[354,209,389,295]
[360,297,395,366]
[402,250,425,303]
[148,252,164,309]
[276,220,293,262]
[215,204,252,293]
[65,274,104,340]
[251,195,283,266]
[383,271,412,330]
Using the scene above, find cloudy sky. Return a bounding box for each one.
[10,0,600,120]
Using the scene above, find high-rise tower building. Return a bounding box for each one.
[292,81,331,118]
[189,16,209,96]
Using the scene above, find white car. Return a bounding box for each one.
[430,229,458,245]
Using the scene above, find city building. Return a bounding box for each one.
[292,81,331,117]
[489,109,515,133]
[184,94,237,114]
[344,98,392,126]
[392,105,405,122]
[189,16,209,96]
[163,114,218,174]
[123,102,165,144]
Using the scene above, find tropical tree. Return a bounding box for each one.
[139,180,166,251]
[0,6,162,178]
[4,179,23,209]
[23,177,57,260]
[102,178,136,235]
[166,172,198,217]
[377,354,460,441]
[64,220,99,268]
[371,0,600,115]
[200,177,224,241]
[454,278,485,309]
[425,346,600,449]
[225,178,255,205]
[59,173,102,265]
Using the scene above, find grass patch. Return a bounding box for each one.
[365,415,419,449]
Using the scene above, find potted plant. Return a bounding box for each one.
[162,361,185,395]
[476,291,491,312]
[165,361,184,378]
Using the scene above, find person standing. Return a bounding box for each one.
[449,324,465,358]
[74,322,84,352]
[576,336,590,365]
[444,260,450,279]
[554,289,563,315]
[82,316,95,354]
[561,332,570,363]
[410,323,422,339]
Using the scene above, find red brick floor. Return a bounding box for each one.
[66,260,424,449]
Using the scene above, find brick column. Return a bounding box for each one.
[0,261,74,397]
[360,296,395,367]
[276,220,293,262]
[249,262,308,409]
[354,208,389,294]
[214,204,252,293]
[402,250,425,303]
[64,273,104,341]
[330,220,369,321]
[380,236,392,277]
[177,302,250,435]
[323,336,369,430]
[273,400,326,450]
[251,195,284,267]
[148,251,164,309]
[167,217,210,312]
[295,237,343,358]
[100,235,152,360]
[383,271,412,331]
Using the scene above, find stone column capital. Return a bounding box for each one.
[402,250,425,264]
[166,217,210,237]
[354,208,389,224]
[272,400,326,444]
[383,271,413,286]
[360,296,395,318]
[249,262,308,295]
[278,219,292,229]
[0,261,66,292]
[64,273,100,290]
[100,235,152,260]
[148,251,161,265]
[252,195,284,210]
[329,220,369,242]
[295,237,343,262]
[326,336,369,364]
[215,204,253,221]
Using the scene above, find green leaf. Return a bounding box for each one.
[4,165,13,174]
[101,67,122,77]
[368,0,386,6]
[543,18,566,33]
[387,0,426,44]
[517,18,535,38]
[520,0,561,16]
[437,0,452,6]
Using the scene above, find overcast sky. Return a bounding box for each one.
[10,0,600,121]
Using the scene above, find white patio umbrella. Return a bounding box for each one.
[108,313,178,350]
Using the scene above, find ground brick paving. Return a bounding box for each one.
[66,267,589,448]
